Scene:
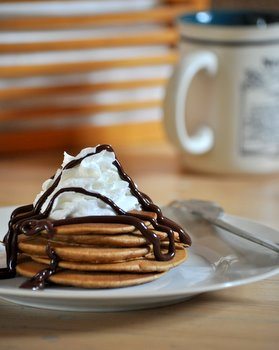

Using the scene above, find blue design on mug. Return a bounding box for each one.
[179,10,279,27]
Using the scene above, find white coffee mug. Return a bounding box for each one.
[164,10,279,174]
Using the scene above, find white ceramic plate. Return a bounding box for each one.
[0,206,278,312]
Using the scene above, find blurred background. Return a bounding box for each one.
[0,0,278,154]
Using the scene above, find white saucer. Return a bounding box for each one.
[0,205,278,312]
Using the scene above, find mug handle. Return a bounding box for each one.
[164,51,218,154]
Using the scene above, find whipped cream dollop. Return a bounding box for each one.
[34,146,142,220]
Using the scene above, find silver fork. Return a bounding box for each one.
[170,199,279,254]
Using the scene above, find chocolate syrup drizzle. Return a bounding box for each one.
[0,144,191,289]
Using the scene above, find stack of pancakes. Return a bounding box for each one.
[16,211,187,288]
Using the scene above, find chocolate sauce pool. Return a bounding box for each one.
[0,144,191,290]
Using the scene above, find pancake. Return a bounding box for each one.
[42,211,157,236]
[40,228,181,247]
[18,237,151,263]
[16,260,163,289]
[43,232,148,247]
[30,248,187,273]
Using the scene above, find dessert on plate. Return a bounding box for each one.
[0,144,191,289]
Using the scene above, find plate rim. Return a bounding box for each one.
[0,205,279,303]
[0,267,279,300]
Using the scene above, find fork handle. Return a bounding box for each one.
[213,217,279,253]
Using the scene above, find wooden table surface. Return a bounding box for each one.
[0,143,278,350]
